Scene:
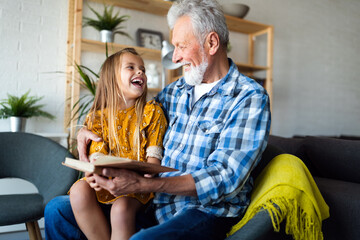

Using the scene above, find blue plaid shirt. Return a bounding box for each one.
[154,59,271,223]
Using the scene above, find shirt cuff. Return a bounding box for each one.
[146,146,163,160]
[191,167,224,206]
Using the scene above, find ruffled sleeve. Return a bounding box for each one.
[142,101,168,160]
[85,111,109,155]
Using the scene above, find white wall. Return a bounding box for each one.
[0,0,68,134]
[230,0,360,137]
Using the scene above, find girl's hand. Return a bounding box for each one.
[86,174,103,191]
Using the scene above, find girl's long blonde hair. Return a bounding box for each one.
[87,48,147,160]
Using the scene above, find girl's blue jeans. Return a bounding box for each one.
[44,195,239,240]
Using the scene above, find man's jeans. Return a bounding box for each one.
[44,195,238,240]
[45,196,86,240]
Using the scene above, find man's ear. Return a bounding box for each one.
[205,32,220,56]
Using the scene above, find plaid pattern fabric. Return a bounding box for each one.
[154,59,271,223]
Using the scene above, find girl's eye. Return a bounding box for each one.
[126,66,134,70]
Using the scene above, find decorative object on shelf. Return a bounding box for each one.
[83,4,131,43]
[0,90,55,132]
[100,30,113,43]
[221,3,250,18]
[9,116,26,132]
[161,40,183,88]
[146,63,161,88]
[136,28,163,50]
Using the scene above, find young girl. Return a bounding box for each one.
[69,48,167,240]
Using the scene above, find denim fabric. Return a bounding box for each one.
[225,210,274,240]
[44,196,86,240]
[131,208,239,240]
[44,195,157,240]
[45,196,237,240]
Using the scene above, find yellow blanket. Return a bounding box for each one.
[228,154,330,240]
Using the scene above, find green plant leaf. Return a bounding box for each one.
[0,90,55,119]
[83,4,131,40]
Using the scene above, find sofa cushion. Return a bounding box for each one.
[303,137,360,183]
[314,177,360,240]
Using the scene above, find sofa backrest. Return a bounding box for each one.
[268,135,360,184]
[302,136,360,184]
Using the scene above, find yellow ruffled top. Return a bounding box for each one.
[81,100,167,205]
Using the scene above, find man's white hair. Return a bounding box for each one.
[167,0,229,48]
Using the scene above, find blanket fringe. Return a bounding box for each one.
[228,197,324,240]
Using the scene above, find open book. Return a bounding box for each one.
[62,155,177,175]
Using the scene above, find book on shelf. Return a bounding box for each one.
[62,155,177,175]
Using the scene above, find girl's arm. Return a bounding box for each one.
[147,156,161,165]
[144,156,161,178]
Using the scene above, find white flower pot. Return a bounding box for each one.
[100,30,114,43]
[10,116,26,132]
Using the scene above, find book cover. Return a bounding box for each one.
[62,156,177,175]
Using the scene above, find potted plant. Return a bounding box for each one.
[83,4,132,43]
[0,90,55,132]
[70,44,111,125]
[71,62,98,124]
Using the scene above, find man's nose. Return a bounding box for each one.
[172,48,181,63]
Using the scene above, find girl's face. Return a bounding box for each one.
[118,52,147,106]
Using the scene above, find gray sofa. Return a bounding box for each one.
[265,135,360,239]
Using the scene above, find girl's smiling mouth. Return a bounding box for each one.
[131,77,144,88]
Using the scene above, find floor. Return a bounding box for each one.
[0,229,44,240]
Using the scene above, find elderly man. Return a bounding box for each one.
[45,0,271,239]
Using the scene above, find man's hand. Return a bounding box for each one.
[77,127,102,162]
[91,168,198,197]
[92,168,142,197]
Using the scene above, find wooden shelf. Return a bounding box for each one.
[81,39,161,61]
[225,15,270,34]
[89,0,172,16]
[235,62,268,72]
[88,0,271,34]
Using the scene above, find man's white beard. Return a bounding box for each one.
[184,59,208,86]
